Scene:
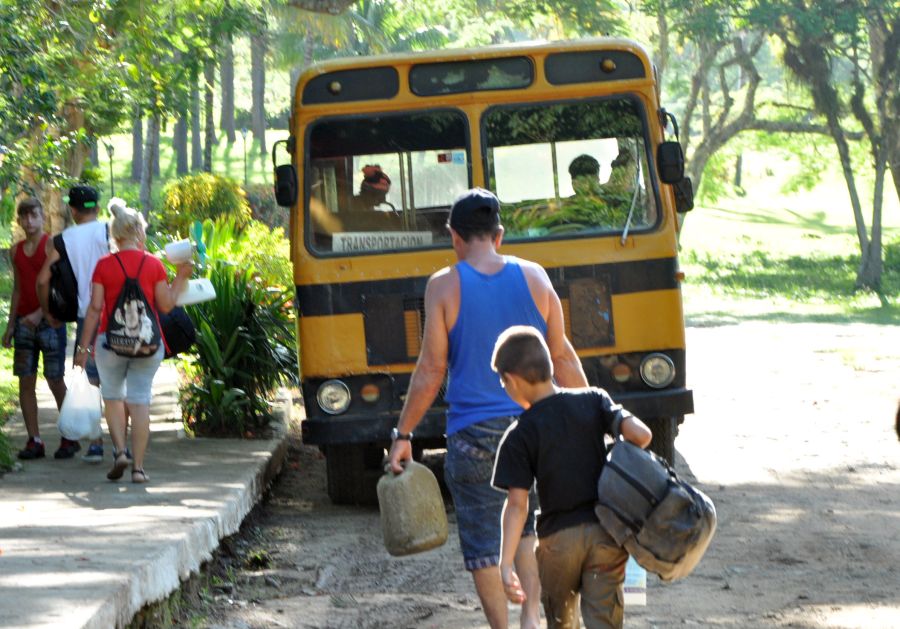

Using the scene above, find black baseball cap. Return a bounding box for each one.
[65,184,99,210]
[448,187,501,233]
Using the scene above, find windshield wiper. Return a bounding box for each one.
[620,168,641,245]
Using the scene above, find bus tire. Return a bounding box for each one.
[325,444,381,506]
[646,416,677,465]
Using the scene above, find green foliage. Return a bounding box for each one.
[160,174,252,237]
[0,1,129,190]
[244,184,288,231]
[0,251,16,471]
[682,242,900,304]
[180,220,296,438]
[0,431,13,473]
[0,195,14,231]
[199,217,292,289]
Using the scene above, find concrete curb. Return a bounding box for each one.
[98,433,288,629]
[0,367,291,629]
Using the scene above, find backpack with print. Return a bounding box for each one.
[48,234,79,322]
[104,254,162,358]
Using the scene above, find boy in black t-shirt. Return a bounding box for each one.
[490,325,652,629]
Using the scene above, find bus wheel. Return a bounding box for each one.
[325,444,382,506]
[646,416,677,465]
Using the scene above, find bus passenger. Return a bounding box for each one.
[388,188,588,629]
[341,165,401,232]
[565,153,632,228]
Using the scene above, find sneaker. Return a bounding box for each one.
[18,438,46,460]
[81,443,104,463]
[54,438,81,459]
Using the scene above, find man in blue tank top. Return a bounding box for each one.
[388,188,588,629]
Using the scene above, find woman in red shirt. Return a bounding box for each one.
[75,200,191,483]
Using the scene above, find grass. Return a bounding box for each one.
[1,232,17,469]
[679,149,900,325]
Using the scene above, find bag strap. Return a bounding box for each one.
[53,233,68,261]
[605,456,661,507]
[112,252,148,281]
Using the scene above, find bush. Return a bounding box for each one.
[0,430,13,473]
[159,173,251,237]
[179,219,297,438]
[200,217,292,289]
[244,184,288,231]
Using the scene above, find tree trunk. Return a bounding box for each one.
[655,2,669,79]
[139,115,160,217]
[856,157,885,292]
[220,35,236,144]
[152,118,161,177]
[191,70,202,172]
[174,111,189,176]
[89,139,99,167]
[131,106,143,183]
[782,42,870,260]
[204,58,217,173]
[251,28,268,155]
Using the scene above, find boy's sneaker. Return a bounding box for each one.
[18,438,46,460]
[54,438,81,459]
[81,443,104,463]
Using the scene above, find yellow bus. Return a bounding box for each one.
[273,38,695,504]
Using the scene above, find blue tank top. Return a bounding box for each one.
[445,256,547,435]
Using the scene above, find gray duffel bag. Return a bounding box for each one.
[595,435,716,582]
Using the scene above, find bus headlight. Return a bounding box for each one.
[317,380,351,414]
[639,353,676,388]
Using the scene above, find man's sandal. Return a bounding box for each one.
[107,453,129,480]
[132,469,149,484]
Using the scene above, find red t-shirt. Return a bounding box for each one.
[91,251,167,334]
[13,234,49,315]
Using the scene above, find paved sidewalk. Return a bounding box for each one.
[0,363,288,629]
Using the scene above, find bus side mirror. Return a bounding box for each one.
[272,139,297,208]
[657,141,685,184]
[274,164,297,208]
[674,177,694,213]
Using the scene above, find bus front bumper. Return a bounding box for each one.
[301,409,448,447]
[300,388,693,446]
[613,387,694,420]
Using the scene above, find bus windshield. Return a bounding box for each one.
[484,97,659,239]
[307,109,469,254]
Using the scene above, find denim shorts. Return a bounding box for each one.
[445,416,537,571]
[13,319,67,379]
[75,317,100,383]
[94,333,163,405]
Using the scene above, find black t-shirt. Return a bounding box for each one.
[492,387,632,538]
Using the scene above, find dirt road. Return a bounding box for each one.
[181,323,900,629]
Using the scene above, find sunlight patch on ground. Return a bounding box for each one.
[780,604,900,629]
[756,508,806,524]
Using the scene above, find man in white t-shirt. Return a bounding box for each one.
[37,185,115,462]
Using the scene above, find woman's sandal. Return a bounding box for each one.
[107,453,130,480]
[132,468,149,484]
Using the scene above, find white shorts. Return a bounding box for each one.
[94,333,164,406]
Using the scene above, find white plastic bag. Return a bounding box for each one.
[57,369,102,441]
[624,556,647,606]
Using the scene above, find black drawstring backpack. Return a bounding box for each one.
[104,254,162,358]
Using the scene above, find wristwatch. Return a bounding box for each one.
[390,427,413,441]
[76,345,94,356]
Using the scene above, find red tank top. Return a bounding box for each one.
[14,234,49,316]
